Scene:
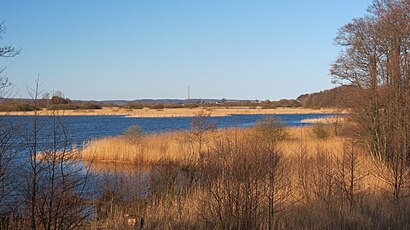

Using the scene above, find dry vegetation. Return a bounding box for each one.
[0,106,340,117]
[80,126,343,166]
[1,0,409,229]
[77,120,410,229]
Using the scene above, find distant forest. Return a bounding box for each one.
[0,85,357,112]
[297,85,359,109]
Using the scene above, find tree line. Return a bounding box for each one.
[331,0,410,201]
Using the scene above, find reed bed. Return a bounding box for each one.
[85,125,408,229]
[80,126,359,164]
[81,131,185,164]
[81,125,383,192]
[80,128,247,165]
[80,125,388,196]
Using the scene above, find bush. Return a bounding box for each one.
[77,103,102,110]
[0,102,39,111]
[123,125,145,143]
[164,104,183,108]
[150,104,165,110]
[183,103,199,109]
[261,104,278,109]
[253,117,288,141]
[311,123,330,140]
[50,96,71,105]
[126,103,145,109]
[46,104,78,110]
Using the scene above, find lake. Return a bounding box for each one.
[1,113,338,204]
[4,113,336,146]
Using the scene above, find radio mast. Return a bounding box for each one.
[188,86,191,100]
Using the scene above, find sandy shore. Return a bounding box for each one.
[300,116,347,124]
[0,107,344,117]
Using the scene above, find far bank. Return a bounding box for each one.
[0,106,345,117]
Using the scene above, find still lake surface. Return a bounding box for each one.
[3,113,338,198]
[5,113,336,146]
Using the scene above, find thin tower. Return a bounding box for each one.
[188,86,190,100]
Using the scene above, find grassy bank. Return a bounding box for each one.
[0,106,342,117]
[80,126,343,165]
[80,123,410,229]
[80,125,378,191]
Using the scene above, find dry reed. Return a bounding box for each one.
[80,126,388,192]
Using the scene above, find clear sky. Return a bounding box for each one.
[1,0,372,100]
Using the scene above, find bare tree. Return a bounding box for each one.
[0,22,20,59]
[331,0,410,201]
[199,124,290,229]
[181,110,216,167]
[0,22,20,99]
[0,103,21,228]
[335,140,367,211]
[190,110,216,157]
[22,80,92,229]
[0,21,21,228]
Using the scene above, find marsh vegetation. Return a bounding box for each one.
[0,0,409,229]
[75,118,409,229]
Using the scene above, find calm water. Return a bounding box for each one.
[1,113,338,201]
[4,113,336,146]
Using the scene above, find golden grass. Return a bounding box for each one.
[84,125,401,228]
[0,106,342,117]
[80,127,247,165]
[80,131,187,165]
[79,126,343,164]
[81,127,341,163]
[80,125,388,192]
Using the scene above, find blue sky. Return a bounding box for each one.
[1,0,372,100]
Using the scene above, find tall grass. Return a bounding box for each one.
[81,131,185,165]
[80,128,248,166]
[81,127,326,163]
[82,125,410,229]
[80,126,385,191]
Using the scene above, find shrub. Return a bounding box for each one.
[164,104,183,108]
[123,125,145,141]
[150,104,165,110]
[0,101,39,111]
[50,96,71,104]
[253,117,288,141]
[261,104,278,109]
[77,103,102,110]
[46,104,78,110]
[311,123,330,140]
[126,103,145,109]
[183,103,199,109]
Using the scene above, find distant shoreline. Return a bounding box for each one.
[300,116,347,124]
[0,107,346,117]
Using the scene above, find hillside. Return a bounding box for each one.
[297,85,358,109]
